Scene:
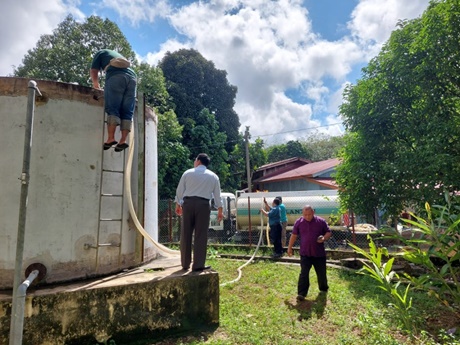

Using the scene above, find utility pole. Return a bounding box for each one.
[244,126,251,192]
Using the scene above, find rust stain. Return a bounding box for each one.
[0,77,104,107]
[145,106,157,123]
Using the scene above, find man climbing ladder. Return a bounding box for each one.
[90,49,137,152]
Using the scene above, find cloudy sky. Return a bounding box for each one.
[2,0,430,145]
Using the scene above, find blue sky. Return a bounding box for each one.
[1,0,430,145]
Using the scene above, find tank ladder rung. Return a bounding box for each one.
[102,168,124,174]
[84,243,121,250]
[96,122,128,270]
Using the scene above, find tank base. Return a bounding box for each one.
[0,255,219,345]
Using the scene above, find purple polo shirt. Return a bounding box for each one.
[292,216,331,257]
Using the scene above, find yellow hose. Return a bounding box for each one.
[125,131,179,256]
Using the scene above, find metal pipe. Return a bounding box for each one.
[9,270,39,345]
[9,80,40,345]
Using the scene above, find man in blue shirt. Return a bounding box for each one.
[262,197,283,258]
[287,205,331,301]
[276,196,288,248]
[90,49,137,152]
[175,153,223,271]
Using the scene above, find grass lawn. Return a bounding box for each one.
[132,257,460,345]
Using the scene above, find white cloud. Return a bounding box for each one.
[348,0,430,45]
[98,0,171,25]
[141,39,190,66]
[0,0,432,146]
[165,0,365,144]
[0,0,83,76]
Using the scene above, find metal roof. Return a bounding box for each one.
[254,158,340,184]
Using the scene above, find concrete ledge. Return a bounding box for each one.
[0,256,219,345]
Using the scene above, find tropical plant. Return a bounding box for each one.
[396,197,460,312]
[349,235,414,334]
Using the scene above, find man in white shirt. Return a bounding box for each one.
[175,153,223,271]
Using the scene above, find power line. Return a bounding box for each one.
[250,122,344,138]
[184,122,344,150]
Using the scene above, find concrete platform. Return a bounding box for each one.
[0,255,219,345]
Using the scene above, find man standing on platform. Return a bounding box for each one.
[175,153,223,272]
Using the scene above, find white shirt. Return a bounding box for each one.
[175,165,222,207]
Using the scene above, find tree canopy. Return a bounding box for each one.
[336,0,460,221]
[14,15,135,86]
[266,140,310,162]
[158,49,242,191]
[158,49,240,151]
[13,15,191,198]
[302,133,346,162]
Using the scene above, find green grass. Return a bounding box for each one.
[130,258,460,345]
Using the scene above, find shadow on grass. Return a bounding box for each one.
[284,292,328,321]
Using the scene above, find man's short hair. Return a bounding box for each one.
[303,205,314,212]
[196,153,210,167]
[275,196,283,203]
[273,198,280,206]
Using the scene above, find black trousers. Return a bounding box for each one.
[269,223,283,255]
[180,197,211,270]
[298,255,329,297]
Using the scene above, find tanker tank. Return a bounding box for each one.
[235,190,341,229]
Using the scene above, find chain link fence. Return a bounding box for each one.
[157,193,397,250]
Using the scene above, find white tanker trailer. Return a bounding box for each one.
[209,190,343,243]
[236,190,341,228]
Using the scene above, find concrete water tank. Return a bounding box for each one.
[0,77,158,289]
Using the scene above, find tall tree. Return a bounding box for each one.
[228,136,267,191]
[13,15,190,198]
[187,109,230,184]
[301,133,346,162]
[137,62,190,198]
[158,49,240,150]
[337,0,460,221]
[157,109,190,198]
[158,48,241,188]
[14,15,135,86]
[266,140,310,163]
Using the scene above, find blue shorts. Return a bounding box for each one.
[104,73,137,121]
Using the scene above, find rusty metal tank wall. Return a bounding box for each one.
[0,77,145,289]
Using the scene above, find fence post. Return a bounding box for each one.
[168,199,172,242]
[248,196,251,247]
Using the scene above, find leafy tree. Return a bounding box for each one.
[14,15,190,199]
[187,109,229,184]
[302,133,346,162]
[158,49,240,150]
[136,62,171,111]
[337,0,460,221]
[229,136,267,191]
[14,15,135,86]
[157,109,190,198]
[266,140,310,163]
[136,62,190,198]
[158,48,241,189]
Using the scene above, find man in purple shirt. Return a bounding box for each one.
[287,205,332,301]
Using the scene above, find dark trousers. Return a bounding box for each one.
[269,223,283,255]
[298,256,329,297]
[180,198,211,270]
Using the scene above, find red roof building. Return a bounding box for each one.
[252,158,340,192]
